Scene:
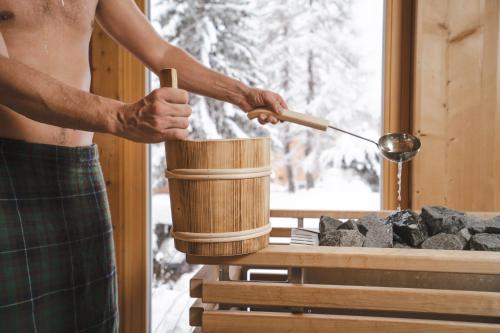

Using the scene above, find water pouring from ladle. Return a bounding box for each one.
[247,109,421,163]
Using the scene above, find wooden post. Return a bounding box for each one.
[382,0,416,210]
[90,1,148,332]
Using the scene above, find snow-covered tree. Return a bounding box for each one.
[255,0,380,192]
[153,0,267,139]
[253,0,307,192]
[150,0,381,193]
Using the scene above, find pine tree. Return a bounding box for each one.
[255,0,379,192]
[254,0,307,192]
[153,0,267,139]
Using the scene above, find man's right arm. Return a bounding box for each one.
[0,48,190,143]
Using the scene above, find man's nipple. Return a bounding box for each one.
[0,11,15,22]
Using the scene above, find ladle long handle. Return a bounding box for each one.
[247,108,329,131]
[159,68,178,89]
[327,125,379,147]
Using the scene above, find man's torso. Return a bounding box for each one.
[0,0,99,146]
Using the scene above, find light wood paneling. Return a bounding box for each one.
[90,1,148,332]
[412,0,500,211]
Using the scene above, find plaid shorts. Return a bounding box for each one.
[0,138,118,333]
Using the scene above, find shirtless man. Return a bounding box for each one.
[0,1,284,332]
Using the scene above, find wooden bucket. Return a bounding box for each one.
[165,137,271,256]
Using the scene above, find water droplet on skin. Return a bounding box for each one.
[61,0,65,7]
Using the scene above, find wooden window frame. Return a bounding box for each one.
[89,0,416,332]
[382,0,417,210]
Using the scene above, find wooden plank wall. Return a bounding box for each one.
[90,1,148,332]
[412,0,500,211]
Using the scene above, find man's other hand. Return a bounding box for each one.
[239,88,288,125]
[115,88,191,143]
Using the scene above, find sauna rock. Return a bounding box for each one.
[463,215,489,234]
[387,210,428,246]
[336,220,357,231]
[319,229,365,247]
[421,206,466,236]
[484,216,500,234]
[469,233,500,252]
[394,241,411,248]
[318,208,500,251]
[319,216,343,234]
[463,215,500,234]
[457,228,472,246]
[356,215,393,248]
[420,233,466,250]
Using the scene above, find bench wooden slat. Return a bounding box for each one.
[202,311,500,333]
[202,281,500,317]
[190,265,219,298]
[187,245,500,275]
[190,299,217,327]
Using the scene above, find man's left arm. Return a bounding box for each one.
[96,0,285,124]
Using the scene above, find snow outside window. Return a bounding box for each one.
[148,1,384,332]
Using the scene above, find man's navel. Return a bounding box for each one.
[0,10,15,22]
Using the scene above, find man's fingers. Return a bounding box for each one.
[258,114,268,125]
[162,116,190,129]
[168,104,192,117]
[163,128,188,141]
[257,114,280,125]
[151,102,191,117]
[272,98,284,114]
[268,116,279,124]
[148,87,189,104]
[277,95,288,110]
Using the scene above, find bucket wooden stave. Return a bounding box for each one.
[166,137,271,256]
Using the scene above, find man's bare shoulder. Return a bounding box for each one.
[0,0,99,31]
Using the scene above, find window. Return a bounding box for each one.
[148,0,384,331]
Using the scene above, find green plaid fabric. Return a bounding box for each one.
[0,138,118,333]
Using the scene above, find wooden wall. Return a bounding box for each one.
[90,1,148,332]
[412,0,500,211]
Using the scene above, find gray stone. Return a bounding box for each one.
[319,229,365,247]
[421,206,466,236]
[393,232,405,244]
[464,215,500,234]
[463,215,489,234]
[337,220,357,231]
[456,228,471,248]
[470,233,500,252]
[356,215,393,248]
[484,216,500,234]
[387,210,427,247]
[319,216,343,234]
[420,233,466,250]
[394,241,411,249]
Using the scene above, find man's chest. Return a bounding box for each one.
[0,0,99,32]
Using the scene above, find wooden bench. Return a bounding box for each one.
[187,210,500,333]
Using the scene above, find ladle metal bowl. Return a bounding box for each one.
[247,109,422,163]
[378,133,421,162]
